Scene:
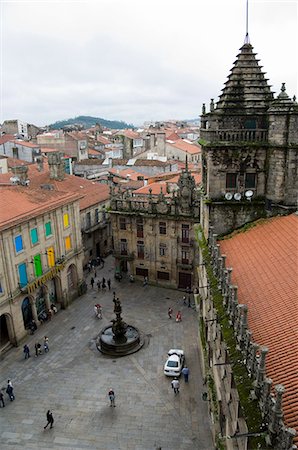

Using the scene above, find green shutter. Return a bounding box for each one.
[34,254,42,277]
[45,221,52,237]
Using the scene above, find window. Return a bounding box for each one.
[159,243,167,257]
[47,247,55,267]
[157,271,170,280]
[0,280,3,294]
[137,240,144,259]
[182,248,189,264]
[102,206,106,222]
[65,236,72,252]
[136,218,143,238]
[63,213,69,228]
[119,217,126,230]
[45,221,52,237]
[33,254,43,277]
[226,173,237,189]
[120,239,127,255]
[245,173,256,189]
[14,235,23,253]
[86,212,91,229]
[159,222,166,235]
[182,224,189,243]
[18,263,28,288]
[30,228,38,245]
[95,209,99,223]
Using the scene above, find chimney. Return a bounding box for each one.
[13,165,29,185]
[48,152,65,181]
[36,156,44,172]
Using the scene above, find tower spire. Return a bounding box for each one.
[244,0,250,44]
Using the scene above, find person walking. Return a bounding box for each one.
[108,388,116,407]
[6,381,15,401]
[0,391,5,407]
[90,277,95,289]
[143,276,148,287]
[171,378,180,395]
[23,344,30,359]
[168,307,173,319]
[176,311,182,322]
[113,292,116,301]
[35,342,42,356]
[44,336,49,353]
[30,319,37,335]
[97,280,101,291]
[44,410,54,429]
[107,279,111,290]
[182,366,189,382]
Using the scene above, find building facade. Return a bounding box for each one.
[0,181,84,351]
[200,41,298,235]
[110,166,200,288]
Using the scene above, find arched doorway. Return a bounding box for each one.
[0,314,10,346]
[22,297,33,329]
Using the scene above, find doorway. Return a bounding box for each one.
[178,272,192,289]
[22,297,33,329]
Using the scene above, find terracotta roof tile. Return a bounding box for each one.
[219,214,298,441]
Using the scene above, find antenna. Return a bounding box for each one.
[244,0,250,44]
[225,192,233,201]
[245,190,254,200]
[234,193,242,201]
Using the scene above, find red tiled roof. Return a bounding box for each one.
[167,139,201,155]
[108,168,144,181]
[10,139,40,148]
[0,134,14,145]
[133,181,170,196]
[96,136,112,145]
[118,130,140,139]
[0,186,82,231]
[219,214,298,441]
[26,166,110,210]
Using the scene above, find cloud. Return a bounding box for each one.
[1,0,297,125]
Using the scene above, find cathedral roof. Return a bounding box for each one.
[215,43,274,114]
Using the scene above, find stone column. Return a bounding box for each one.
[30,299,38,323]
[247,342,259,376]
[261,377,272,420]
[239,304,248,347]
[254,347,269,398]
[269,384,285,436]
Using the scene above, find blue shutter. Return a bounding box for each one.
[15,235,23,252]
[18,263,28,287]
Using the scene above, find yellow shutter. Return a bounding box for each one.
[63,213,69,228]
[47,247,55,267]
[65,236,72,251]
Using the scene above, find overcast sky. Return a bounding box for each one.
[1,0,297,127]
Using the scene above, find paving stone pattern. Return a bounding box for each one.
[0,257,214,450]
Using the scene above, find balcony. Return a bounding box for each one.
[177,237,194,245]
[200,129,268,144]
[113,250,135,261]
[176,259,193,270]
[82,220,108,234]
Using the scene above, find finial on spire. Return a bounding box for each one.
[244,0,250,44]
[281,82,286,92]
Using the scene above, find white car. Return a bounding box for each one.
[164,349,185,376]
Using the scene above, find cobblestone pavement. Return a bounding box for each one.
[0,256,214,450]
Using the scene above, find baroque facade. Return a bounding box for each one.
[200,41,298,235]
[110,165,201,288]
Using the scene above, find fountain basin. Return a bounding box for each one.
[96,324,144,356]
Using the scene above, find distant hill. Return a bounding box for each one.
[49,115,134,130]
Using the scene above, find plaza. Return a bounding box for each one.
[0,256,214,450]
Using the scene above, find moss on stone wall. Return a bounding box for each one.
[195,225,268,449]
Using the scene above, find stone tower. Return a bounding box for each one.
[200,41,298,235]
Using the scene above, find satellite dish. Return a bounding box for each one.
[234,193,242,201]
[245,190,254,198]
[225,192,233,200]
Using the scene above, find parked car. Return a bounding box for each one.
[164,349,185,376]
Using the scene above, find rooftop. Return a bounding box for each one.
[219,214,298,442]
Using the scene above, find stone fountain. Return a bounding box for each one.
[96,298,144,356]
